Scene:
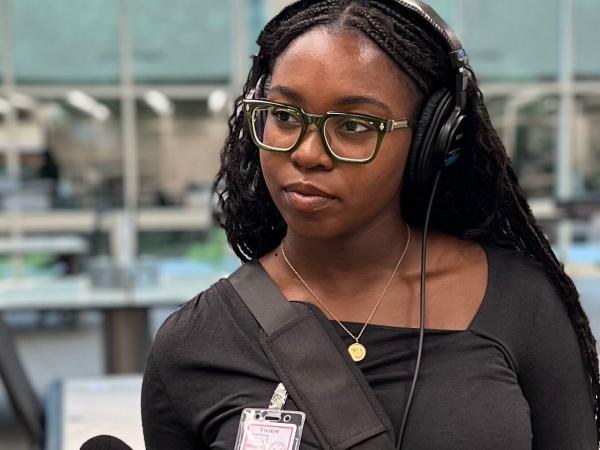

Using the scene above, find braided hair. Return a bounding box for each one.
[214,0,600,438]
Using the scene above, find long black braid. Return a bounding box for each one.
[214,0,600,439]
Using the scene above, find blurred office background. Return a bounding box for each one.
[0,0,598,449]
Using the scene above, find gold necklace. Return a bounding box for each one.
[280,224,411,362]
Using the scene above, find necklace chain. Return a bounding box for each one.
[280,223,411,344]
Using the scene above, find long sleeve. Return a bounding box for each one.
[518,277,597,450]
[141,353,204,450]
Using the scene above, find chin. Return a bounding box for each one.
[283,215,348,241]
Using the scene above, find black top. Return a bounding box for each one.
[141,245,597,449]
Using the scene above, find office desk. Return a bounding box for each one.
[45,375,143,450]
[0,271,228,373]
[0,235,88,255]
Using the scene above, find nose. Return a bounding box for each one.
[289,124,334,171]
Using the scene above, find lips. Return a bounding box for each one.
[283,182,336,213]
[284,182,335,198]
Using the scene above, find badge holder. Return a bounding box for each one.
[235,383,306,450]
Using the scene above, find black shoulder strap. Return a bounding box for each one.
[229,261,396,450]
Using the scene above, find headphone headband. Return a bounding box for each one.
[395,0,468,69]
[394,0,469,110]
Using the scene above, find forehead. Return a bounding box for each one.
[270,27,416,110]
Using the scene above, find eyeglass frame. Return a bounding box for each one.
[243,99,411,164]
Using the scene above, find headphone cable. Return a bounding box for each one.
[396,169,442,450]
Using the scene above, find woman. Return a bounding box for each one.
[141,1,599,449]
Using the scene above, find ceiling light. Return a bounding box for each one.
[67,90,110,121]
[144,90,173,116]
[208,90,228,113]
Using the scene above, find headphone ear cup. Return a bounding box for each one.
[402,88,454,218]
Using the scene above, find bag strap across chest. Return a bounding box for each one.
[228,261,396,450]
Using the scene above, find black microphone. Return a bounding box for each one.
[80,435,134,450]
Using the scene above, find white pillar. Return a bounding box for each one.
[556,0,575,262]
[453,0,465,37]
[230,0,249,95]
[119,0,139,263]
[557,0,574,201]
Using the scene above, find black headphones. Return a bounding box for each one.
[397,0,470,209]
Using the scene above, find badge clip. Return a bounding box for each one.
[234,383,306,450]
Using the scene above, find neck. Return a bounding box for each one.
[280,217,414,283]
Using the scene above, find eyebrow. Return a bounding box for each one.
[334,95,393,116]
[269,85,394,116]
[269,85,304,103]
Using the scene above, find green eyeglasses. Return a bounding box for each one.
[243,99,410,164]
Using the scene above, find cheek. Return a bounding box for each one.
[349,138,410,202]
[259,151,284,199]
[259,151,275,184]
[350,165,404,209]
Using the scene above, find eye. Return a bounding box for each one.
[338,118,374,134]
[270,108,301,125]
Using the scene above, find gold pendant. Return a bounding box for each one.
[348,342,367,362]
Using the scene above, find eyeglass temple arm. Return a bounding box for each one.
[386,119,410,132]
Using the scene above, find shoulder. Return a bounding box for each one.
[482,243,563,310]
[485,243,554,282]
[470,244,575,363]
[155,279,229,339]
[482,244,579,341]
[430,236,562,323]
[148,275,259,369]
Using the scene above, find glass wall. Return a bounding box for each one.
[12,0,121,84]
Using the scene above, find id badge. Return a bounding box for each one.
[234,408,305,450]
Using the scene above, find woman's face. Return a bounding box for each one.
[259,27,419,240]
